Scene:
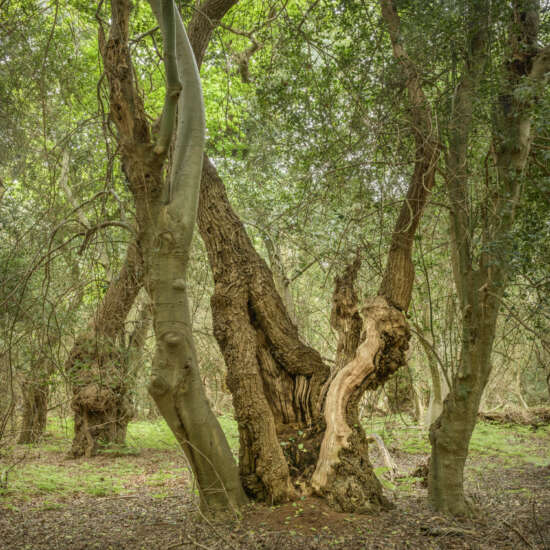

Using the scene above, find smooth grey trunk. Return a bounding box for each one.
[146,0,246,515]
[411,381,424,424]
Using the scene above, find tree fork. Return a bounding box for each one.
[309,0,439,510]
[428,0,550,516]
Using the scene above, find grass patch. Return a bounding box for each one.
[469,422,550,465]
[126,420,179,451]
[0,463,124,498]
[2,413,547,506]
[362,416,550,467]
[218,415,239,452]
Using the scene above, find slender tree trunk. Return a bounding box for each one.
[429,278,500,514]
[428,0,550,515]
[419,336,445,428]
[99,0,247,514]
[411,381,424,424]
[17,376,49,444]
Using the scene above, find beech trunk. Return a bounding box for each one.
[95,0,247,515]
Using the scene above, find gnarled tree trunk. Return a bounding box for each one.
[199,157,328,503]
[68,238,143,457]
[310,0,438,511]
[185,0,439,513]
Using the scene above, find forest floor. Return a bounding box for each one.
[0,415,549,550]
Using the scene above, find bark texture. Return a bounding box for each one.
[198,157,328,503]
[68,239,143,457]
[181,0,330,505]
[313,296,408,511]
[309,0,439,509]
[18,378,49,445]
[184,0,439,512]
[429,0,550,516]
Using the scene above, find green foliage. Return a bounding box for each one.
[0,463,125,498]
[365,416,550,467]
[216,415,240,453]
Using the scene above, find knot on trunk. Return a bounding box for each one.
[362,296,410,388]
[72,383,118,412]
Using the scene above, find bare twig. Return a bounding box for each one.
[503,520,534,549]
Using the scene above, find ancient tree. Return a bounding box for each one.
[179,0,439,512]
[66,237,143,457]
[92,0,246,513]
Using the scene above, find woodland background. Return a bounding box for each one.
[0,0,549,548]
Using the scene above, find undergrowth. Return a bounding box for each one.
[0,414,547,507]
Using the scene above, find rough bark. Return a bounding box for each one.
[198,157,328,503]
[429,0,550,516]
[312,297,409,509]
[330,255,363,372]
[68,238,143,457]
[173,0,329,505]
[308,0,438,510]
[95,0,247,515]
[17,377,49,445]
[183,0,439,512]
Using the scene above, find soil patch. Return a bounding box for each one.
[1,445,548,549]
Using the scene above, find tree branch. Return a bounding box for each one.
[378,0,439,310]
[188,0,239,70]
[152,0,182,155]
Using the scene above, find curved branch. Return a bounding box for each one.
[152,0,182,155]
[168,4,205,237]
[378,0,439,311]
[77,221,136,256]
